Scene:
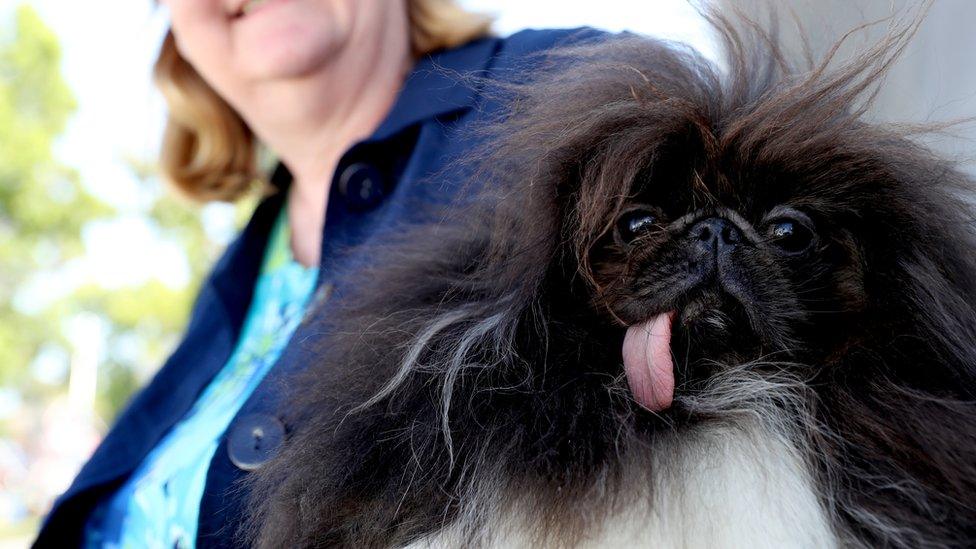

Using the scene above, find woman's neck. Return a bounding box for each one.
[237,8,412,267]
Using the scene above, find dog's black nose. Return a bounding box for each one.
[690,217,742,252]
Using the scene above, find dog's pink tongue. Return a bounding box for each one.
[623,312,675,412]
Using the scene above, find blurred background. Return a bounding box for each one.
[0,1,972,546]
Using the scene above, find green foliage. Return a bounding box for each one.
[0,5,265,536]
[0,5,252,429]
[0,5,107,390]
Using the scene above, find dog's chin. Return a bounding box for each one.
[672,289,762,373]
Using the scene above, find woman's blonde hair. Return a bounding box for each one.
[153,0,492,202]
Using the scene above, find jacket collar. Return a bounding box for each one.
[369,35,501,143]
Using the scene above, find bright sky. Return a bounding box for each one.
[13,0,716,299]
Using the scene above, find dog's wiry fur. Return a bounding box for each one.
[244,11,976,549]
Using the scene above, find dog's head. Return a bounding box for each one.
[485,22,976,412]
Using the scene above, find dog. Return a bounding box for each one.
[244,11,976,548]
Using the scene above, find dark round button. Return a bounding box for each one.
[227,414,286,471]
[338,162,386,210]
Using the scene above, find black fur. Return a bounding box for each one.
[244,12,976,548]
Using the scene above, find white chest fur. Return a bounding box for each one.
[409,422,837,549]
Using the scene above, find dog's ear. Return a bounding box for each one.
[474,36,725,289]
[859,172,976,396]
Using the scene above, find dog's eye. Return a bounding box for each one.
[766,217,815,255]
[616,209,658,244]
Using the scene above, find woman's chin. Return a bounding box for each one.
[235,37,339,82]
[231,12,346,81]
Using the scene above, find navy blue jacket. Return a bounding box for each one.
[34,28,602,548]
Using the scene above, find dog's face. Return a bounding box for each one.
[590,139,877,374]
[559,103,963,408]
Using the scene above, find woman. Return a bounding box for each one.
[34,1,600,547]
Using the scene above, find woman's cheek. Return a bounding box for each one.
[167,1,239,93]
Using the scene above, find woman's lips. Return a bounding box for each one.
[622,311,675,412]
